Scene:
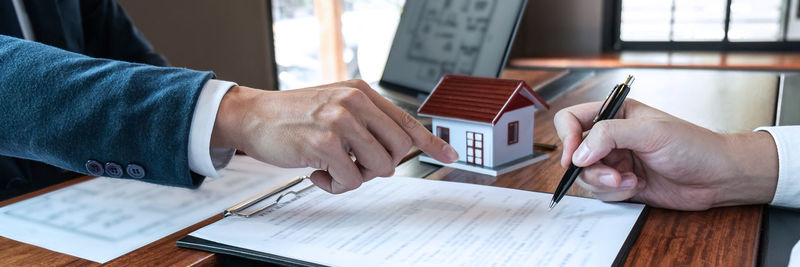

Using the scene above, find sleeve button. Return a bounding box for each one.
[104,162,123,178]
[125,164,146,179]
[85,160,104,176]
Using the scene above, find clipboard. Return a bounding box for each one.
[177,209,649,267]
[176,176,649,267]
[177,235,323,267]
[177,175,323,265]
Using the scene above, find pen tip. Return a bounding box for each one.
[548,200,557,210]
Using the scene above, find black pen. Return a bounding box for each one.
[549,75,635,210]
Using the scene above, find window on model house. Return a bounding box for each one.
[437,126,450,144]
[508,121,519,145]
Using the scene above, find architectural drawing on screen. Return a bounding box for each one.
[407,0,497,83]
[418,75,550,176]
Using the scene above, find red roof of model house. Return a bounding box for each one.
[417,75,550,125]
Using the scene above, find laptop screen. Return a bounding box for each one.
[381,0,527,93]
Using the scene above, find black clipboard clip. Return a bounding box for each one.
[224,175,315,218]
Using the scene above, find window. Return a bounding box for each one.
[466,131,483,166]
[507,121,519,145]
[610,0,800,51]
[436,126,450,144]
[729,0,784,41]
[272,0,405,90]
[620,0,727,42]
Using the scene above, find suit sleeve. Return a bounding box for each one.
[79,0,168,66]
[0,34,213,188]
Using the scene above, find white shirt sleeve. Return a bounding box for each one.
[756,126,800,266]
[755,126,800,208]
[188,79,237,178]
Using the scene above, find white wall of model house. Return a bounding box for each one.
[432,118,494,167]
[431,105,535,168]
[493,106,535,166]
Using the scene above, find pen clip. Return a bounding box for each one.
[224,176,314,218]
[594,85,619,123]
[593,75,634,123]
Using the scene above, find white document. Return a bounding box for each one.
[190,177,645,267]
[0,156,312,263]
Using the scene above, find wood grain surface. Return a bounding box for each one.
[0,69,771,266]
[510,52,800,71]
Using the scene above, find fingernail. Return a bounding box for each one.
[330,180,344,194]
[620,176,636,189]
[445,145,459,162]
[599,174,617,187]
[573,143,590,164]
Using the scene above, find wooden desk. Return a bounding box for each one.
[0,68,774,266]
[510,52,800,71]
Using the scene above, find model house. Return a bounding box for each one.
[417,75,550,176]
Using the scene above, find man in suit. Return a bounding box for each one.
[0,0,459,200]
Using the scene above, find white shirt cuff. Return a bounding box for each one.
[188,79,237,178]
[791,241,800,267]
[755,126,800,208]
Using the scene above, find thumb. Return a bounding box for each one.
[572,119,660,167]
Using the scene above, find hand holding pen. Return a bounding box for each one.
[550,76,779,211]
[550,75,634,209]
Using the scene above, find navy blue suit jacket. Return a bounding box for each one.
[0,0,214,198]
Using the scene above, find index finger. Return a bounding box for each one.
[345,80,459,164]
